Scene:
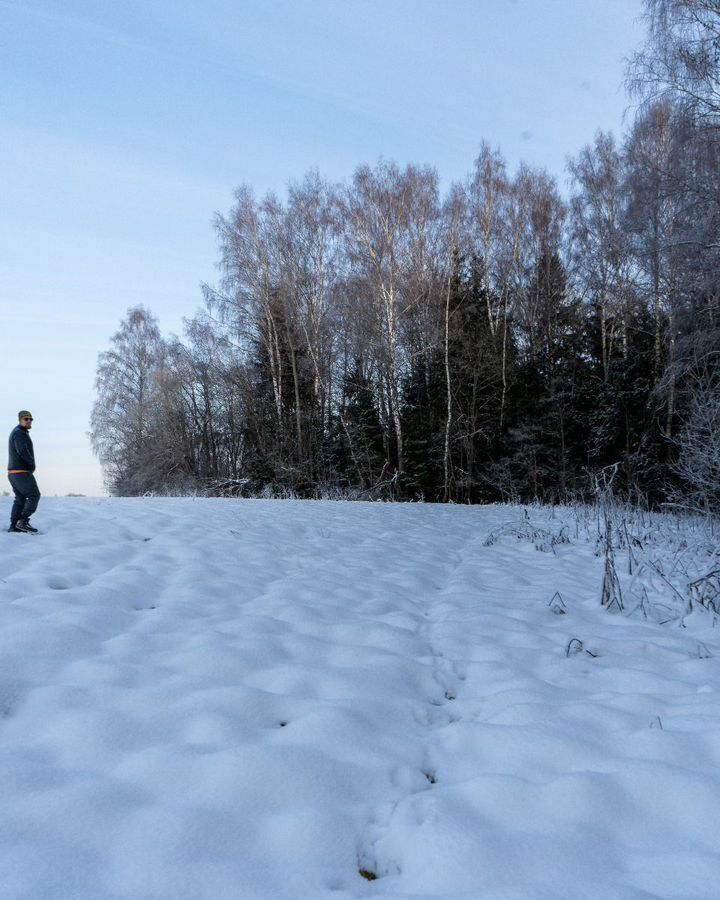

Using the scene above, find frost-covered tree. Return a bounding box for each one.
[673,357,720,510]
[90,306,167,495]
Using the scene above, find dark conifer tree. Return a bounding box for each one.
[335,360,386,493]
[400,355,446,500]
[241,291,317,494]
[505,251,581,500]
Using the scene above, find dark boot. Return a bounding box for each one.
[15,519,38,534]
[7,522,21,532]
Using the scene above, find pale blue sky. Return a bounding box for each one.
[0,0,645,496]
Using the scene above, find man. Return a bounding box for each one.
[8,410,40,533]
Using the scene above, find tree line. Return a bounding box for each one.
[91,0,720,511]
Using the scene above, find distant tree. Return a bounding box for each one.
[569,131,635,383]
[158,315,247,490]
[336,358,386,492]
[340,160,442,477]
[627,2,720,475]
[90,306,167,495]
[283,171,343,442]
[673,358,720,511]
[466,143,513,426]
[441,253,506,502]
[628,0,720,124]
[509,250,583,500]
[400,354,446,500]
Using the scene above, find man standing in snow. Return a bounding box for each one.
[7,410,40,533]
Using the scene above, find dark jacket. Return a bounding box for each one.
[8,424,35,473]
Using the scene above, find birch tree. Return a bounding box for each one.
[341,161,441,477]
[569,132,634,382]
[90,306,167,495]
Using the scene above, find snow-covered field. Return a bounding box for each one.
[1,497,719,899]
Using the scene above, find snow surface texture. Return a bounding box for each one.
[1,497,719,899]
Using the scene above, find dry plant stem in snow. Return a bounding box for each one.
[594,465,624,612]
[688,570,720,614]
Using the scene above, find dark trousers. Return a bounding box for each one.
[8,473,41,523]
